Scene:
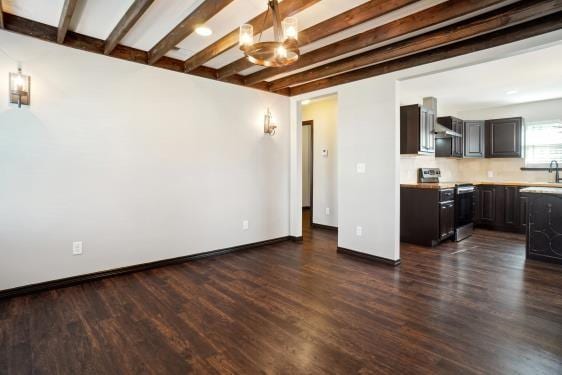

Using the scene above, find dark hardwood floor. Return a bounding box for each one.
[1,211,561,374]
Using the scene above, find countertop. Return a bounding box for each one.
[520,187,562,195]
[401,181,562,190]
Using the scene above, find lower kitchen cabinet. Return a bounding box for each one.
[475,185,527,233]
[401,187,454,246]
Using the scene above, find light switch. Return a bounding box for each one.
[356,163,366,174]
[487,170,494,178]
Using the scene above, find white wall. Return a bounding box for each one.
[300,96,338,227]
[301,125,312,207]
[0,31,290,290]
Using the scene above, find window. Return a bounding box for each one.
[524,120,562,167]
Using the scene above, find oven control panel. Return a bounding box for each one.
[418,168,441,183]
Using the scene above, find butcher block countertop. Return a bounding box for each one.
[401,181,562,189]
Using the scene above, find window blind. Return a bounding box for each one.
[525,120,562,167]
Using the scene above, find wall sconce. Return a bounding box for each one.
[264,108,277,136]
[9,67,31,108]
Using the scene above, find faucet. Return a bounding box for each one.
[549,160,561,183]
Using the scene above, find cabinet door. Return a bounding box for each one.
[479,187,496,223]
[464,120,485,158]
[439,201,455,240]
[486,117,522,158]
[451,119,462,157]
[519,193,529,234]
[503,186,519,227]
[419,107,427,152]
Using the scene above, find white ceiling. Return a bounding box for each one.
[400,42,562,115]
[1,0,447,75]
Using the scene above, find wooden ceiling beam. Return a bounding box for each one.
[288,12,562,96]
[269,0,562,92]
[147,0,234,65]
[104,0,155,55]
[1,12,288,96]
[57,0,78,44]
[216,0,418,80]
[244,0,514,86]
[183,0,321,73]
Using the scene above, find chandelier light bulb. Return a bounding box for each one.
[239,24,254,47]
[276,45,288,59]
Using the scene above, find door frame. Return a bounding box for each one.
[302,120,314,225]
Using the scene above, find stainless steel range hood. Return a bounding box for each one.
[434,122,462,138]
[423,97,461,138]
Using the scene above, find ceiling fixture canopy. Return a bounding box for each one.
[239,0,299,67]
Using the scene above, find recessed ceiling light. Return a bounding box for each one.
[195,26,213,37]
[506,90,518,95]
[301,99,311,105]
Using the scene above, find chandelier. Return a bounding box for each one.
[239,0,299,67]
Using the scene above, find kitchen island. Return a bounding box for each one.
[520,187,562,264]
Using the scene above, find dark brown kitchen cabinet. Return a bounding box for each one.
[400,105,435,154]
[439,200,455,240]
[479,186,496,224]
[436,116,463,158]
[464,120,485,158]
[519,195,529,233]
[401,187,453,246]
[485,117,523,158]
[475,185,527,233]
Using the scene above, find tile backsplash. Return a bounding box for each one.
[401,155,553,183]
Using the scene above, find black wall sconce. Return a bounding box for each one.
[9,67,30,108]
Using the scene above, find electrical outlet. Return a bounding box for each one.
[242,220,249,230]
[487,170,494,178]
[325,207,330,216]
[356,226,363,236]
[72,241,83,255]
[356,163,366,174]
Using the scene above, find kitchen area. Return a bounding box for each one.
[400,94,562,264]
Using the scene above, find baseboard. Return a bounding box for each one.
[289,236,303,242]
[312,223,338,232]
[337,247,401,266]
[0,236,290,300]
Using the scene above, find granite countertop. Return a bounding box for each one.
[401,181,562,190]
[520,187,562,195]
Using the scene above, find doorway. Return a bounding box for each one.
[298,95,339,234]
[302,120,313,226]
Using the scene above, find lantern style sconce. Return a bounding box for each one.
[9,68,31,108]
[264,108,277,135]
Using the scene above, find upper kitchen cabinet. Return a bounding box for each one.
[436,116,463,158]
[400,105,435,154]
[464,120,485,158]
[485,117,523,158]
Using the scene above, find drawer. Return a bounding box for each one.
[439,188,455,202]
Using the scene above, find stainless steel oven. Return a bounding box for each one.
[455,184,475,241]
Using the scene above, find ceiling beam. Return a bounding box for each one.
[244,0,513,86]
[269,0,562,92]
[183,0,321,73]
[216,0,418,80]
[1,12,289,96]
[288,12,562,96]
[57,0,78,44]
[147,0,234,65]
[104,0,155,55]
